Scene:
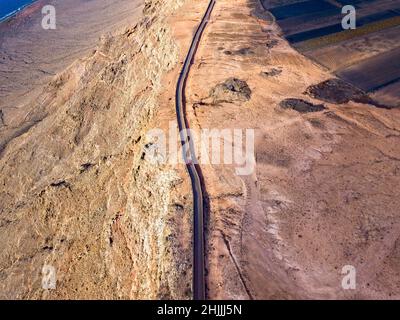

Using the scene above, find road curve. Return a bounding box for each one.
[175,0,216,300]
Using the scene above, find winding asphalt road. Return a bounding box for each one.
[175,0,216,300]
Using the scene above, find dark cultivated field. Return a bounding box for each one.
[0,0,143,110]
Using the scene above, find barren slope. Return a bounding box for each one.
[1,0,399,300]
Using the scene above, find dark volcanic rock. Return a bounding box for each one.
[210,78,252,103]
[280,98,325,113]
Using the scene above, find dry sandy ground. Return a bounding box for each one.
[308,25,400,72]
[171,0,400,299]
[0,0,143,129]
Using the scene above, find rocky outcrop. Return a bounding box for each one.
[185,0,400,299]
[304,78,392,109]
[0,0,191,299]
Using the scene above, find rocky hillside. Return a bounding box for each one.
[1,0,399,300]
[0,0,192,299]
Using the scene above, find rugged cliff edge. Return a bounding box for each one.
[0,0,193,299]
[1,0,400,300]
